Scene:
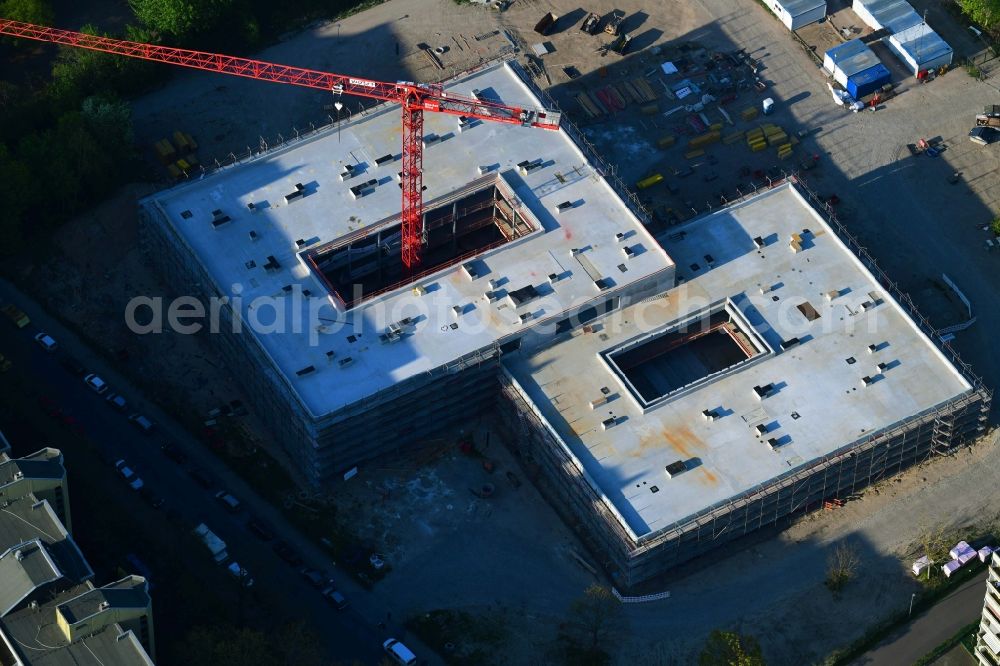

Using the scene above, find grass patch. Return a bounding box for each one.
[406,609,509,665]
[824,558,988,665]
[913,621,980,666]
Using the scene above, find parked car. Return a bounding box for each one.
[188,467,214,489]
[246,517,274,542]
[83,373,109,394]
[139,486,165,509]
[106,392,128,412]
[114,460,144,491]
[382,638,417,666]
[299,567,326,588]
[321,584,349,609]
[0,304,29,328]
[969,126,1000,146]
[160,442,187,464]
[272,541,303,567]
[33,332,57,351]
[58,354,86,377]
[128,413,155,434]
[214,490,241,513]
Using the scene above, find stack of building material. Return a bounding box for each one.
[723,131,744,145]
[684,148,705,159]
[153,139,176,165]
[951,540,978,565]
[746,127,767,152]
[689,130,721,149]
[979,546,995,562]
[911,555,931,576]
[657,135,676,149]
[741,106,759,121]
[942,560,962,577]
[762,124,788,146]
[640,104,659,115]
[631,78,659,102]
[575,92,603,119]
[173,130,198,155]
[777,142,793,159]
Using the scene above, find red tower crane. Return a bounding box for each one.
[0,18,560,269]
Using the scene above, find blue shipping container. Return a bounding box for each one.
[846,64,891,99]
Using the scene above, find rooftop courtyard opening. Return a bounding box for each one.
[602,300,772,409]
[305,174,538,308]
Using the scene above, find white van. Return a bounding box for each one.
[382,638,416,665]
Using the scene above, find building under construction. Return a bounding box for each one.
[139,61,989,586]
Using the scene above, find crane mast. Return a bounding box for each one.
[0,18,560,269]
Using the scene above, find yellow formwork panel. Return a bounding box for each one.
[684,148,705,159]
[658,135,676,149]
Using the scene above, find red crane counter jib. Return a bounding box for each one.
[0,18,561,269]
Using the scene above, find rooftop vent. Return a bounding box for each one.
[247,202,257,213]
[244,260,256,269]
[485,290,499,302]
[412,285,427,297]
[12,471,23,480]
[753,236,765,249]
[461,262,479,280]
[860,300,875,311]
[861,375,874,386]
[295,365,316,377]
[248,230,258,241]
[594,278,611,290]
[665,460,687,478]
[554,201,574,214]
[339,164,355,181]
[349,179,378,199]
[422,133,441,147]
[601,417,617,430]
[754,423,769,436]
[702,409,720,421]
[295,239,306,248]
[615,232,626,242]
[825,289,840,302]
[263,256,281,271]
[752,384,774,400]
[508,285,540,306]
[451,305,463,318]
[703,254,715,267]
[766,437,780,450]
[877,362,888,372]
[867,343,878,354]
[98,601,111,612]
[622,246,635,259]
[210,210,232,228]
[283,183,306,204]
[518,312,532,324]
[375,153,394,166]
[547,273,560,284]
[338,357,354,369]
[517,158,544,175]
[180,210,193,219]
[14,549,23,561]
[590,394,611,409]
[325,351,336,361]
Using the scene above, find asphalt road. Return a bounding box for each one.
[0,278,432,664]
[855,570,986,666]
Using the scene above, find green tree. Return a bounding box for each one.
[0,0,54,26]
[129,0,236,40]
[959,0,1000,29]
[699,630,766,666]
[0,144,29,252]
[559,584,625,665]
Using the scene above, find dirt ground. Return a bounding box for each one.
[14,0,1000,663]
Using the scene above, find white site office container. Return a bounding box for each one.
[766,0,827,30]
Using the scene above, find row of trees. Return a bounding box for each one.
[0,0,374,254]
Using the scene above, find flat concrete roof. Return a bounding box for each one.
[505,184,973,540]
[142,62,673,417]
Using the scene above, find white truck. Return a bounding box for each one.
[194,523,228,564]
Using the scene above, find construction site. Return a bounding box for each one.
[133,54,989,586]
